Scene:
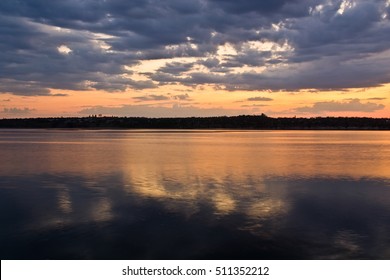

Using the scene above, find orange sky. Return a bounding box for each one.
[1,0,390,118]
[1,83,389,118]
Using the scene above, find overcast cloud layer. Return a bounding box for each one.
[1,0,390,96]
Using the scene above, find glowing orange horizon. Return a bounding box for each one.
[1,83,389,119]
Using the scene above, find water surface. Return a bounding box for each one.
[1,130,390,259]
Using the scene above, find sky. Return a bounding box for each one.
[1,0,390,118]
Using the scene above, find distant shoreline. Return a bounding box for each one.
[1,115,390,130]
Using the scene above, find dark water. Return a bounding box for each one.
[1,129,390,259]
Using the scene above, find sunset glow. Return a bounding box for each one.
[1,0,390,118]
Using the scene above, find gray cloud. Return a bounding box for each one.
[0,79,51,96]
[131,93,193,103]
[51,93,69,97]
[2,107,36,115]
[247,96,273,102]
[172,94,192,101]
[366,97,387,101]
[158,62,195,75]
[1,0,390,96]
[295,99,386,113]
[241,104,269,108]
[133,94,170,102]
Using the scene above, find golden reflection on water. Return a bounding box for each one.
[1,130,390,225]
[58,188,72,214]
[89,197,113,222]
[2,130,390,259]
[2,130,390,178]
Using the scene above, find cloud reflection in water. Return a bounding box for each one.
[1,172,390,259]
[1,130,390,259]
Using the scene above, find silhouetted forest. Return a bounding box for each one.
[1,114,390,130]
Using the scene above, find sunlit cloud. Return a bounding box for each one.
[57,45,72,55]
[0,0,389,117]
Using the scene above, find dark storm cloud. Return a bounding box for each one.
[210,0,332,20]
[286,1,390,60]
[1,0,390,96]
[0,11,150,95]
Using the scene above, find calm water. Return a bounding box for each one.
[1,129,390,259]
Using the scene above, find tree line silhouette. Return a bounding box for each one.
[0,114,389,129]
